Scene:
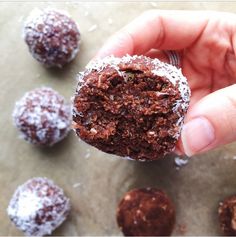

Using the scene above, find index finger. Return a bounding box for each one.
[95,10,210,58]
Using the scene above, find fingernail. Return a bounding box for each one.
[181,117,215,156]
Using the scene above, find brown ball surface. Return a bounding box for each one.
[73,55,190,161]
[116,187,176,236]
[218,195,236,235]
[7,177,70,236]
[23,8,80,68]
[13,87,71,146]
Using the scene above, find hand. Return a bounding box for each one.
[95,10,236,157]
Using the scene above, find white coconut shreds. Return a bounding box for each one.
[7,177,70,236]
[13,87,72,146]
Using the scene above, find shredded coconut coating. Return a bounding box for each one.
[7,177,70,236]
[23,8,80,68]
[73,55,191,161]
[13,87,71,146]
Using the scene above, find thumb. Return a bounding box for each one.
[180,84,236,156]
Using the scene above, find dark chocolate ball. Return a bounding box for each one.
[13,87,71,146]
[7,177,70,236]
[116,188,176,236]
[218,195,236,235]
[23,8,80,68]
[73,55,190,161]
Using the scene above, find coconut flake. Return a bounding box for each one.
[73,183,81,188]
[87,24,97,32]
[150,2,158,7]
[174,157,189,170]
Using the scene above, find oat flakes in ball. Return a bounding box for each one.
[116,187,176,236]
[13,87,71,146]
[23,8,80,68]
[73,55,190,161]
[7,177,70,236]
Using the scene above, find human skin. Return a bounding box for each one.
[95,10,236,157]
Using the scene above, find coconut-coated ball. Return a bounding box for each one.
[23,8,80,68]
[7,177,70,236]
[13,87,71,146]
[116,187,176,236]
[73,55,190,161]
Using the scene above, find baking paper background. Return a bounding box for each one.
[1,2,236,235]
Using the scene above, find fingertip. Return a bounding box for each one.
[181,117,215,157]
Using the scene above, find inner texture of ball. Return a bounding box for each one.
[73,55,190,161]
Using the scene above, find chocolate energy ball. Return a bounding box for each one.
[13,87,71,146]
[7,177,70,236]
[23,8,80,68]
[73,55,190,161]
[218,195,236,235]
[116,188,176,236]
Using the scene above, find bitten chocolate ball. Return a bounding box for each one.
[116,188,175,236]
[7,177,70,236]
[73,55,190,161]
[13,87,71,146]
[23,8,80,68]
[218,195,236,235]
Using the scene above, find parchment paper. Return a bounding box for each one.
[1,2,236,236]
